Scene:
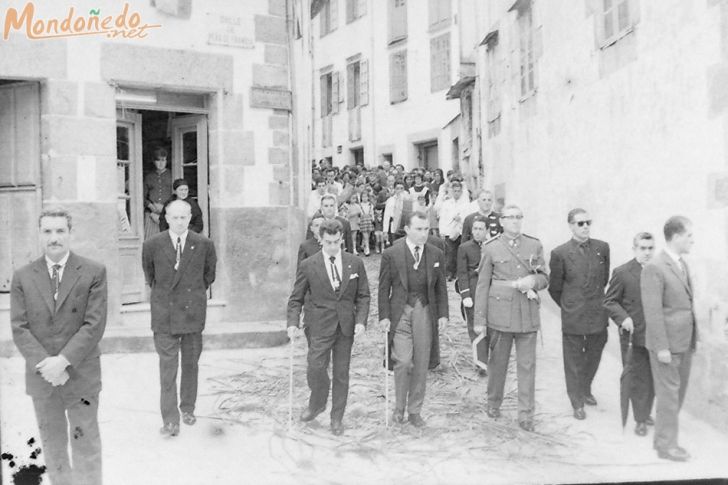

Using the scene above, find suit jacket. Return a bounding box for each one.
[142,230,217,334]
[426,234,446,253]
[297,237,321,268]
[474,234,549,333]
[456,239,481,300]
[378,240,449,368]
[641,251,697,354]
[604,258,648,347]
[11,253,107,398]
[305,215,353,253]
[548,238,610,334]
[287,251,370,338]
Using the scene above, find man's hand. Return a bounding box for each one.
[379,318,391,332]
[354,323,365,337]
[49,370,70,387]
[621,317,634,334]
[473,325,485,336]
[657,349,672,364]
[462,297,473,308]
[287,326,301,340]
[36,356,70,383]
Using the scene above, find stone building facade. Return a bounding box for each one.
[0,0,304,351]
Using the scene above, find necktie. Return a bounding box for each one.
[175,237,182,271]
[329,255,341,291]
[414,246,421,268]
[578,241,589,255]
[679,258,688,278]
[51,264,61,300]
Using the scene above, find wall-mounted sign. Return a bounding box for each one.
[250,87,292,111]
[206,12,254,48]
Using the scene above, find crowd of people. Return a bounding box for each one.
[294,161,698,464]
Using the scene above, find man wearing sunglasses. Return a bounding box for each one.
[549,209,610,421]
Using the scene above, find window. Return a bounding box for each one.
[518,7,535,97]
[486,42,501,137]
[389,50,407,103]
[319,0,338,37]
[388,0,407,44]
[428,0,451,32]
[347,59,369,109]
[346,0,366,23]
[598,0,638,47]
[320,70,340,117]
[430,32,451,92]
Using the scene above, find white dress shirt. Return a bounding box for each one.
[405,239,423,269]
[323,250,343,290]
[46,251,70,283]
[169,229,189,251]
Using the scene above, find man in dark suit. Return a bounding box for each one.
[641,216,697,462]
[305,194,352,253]
[11,208,107,485]
[549,208,610,420]
[461,189,502,243]
[142,199,217,437]
[457,215,489,374]
[604,232,656,436]
[297,215,324,268]
[287,219,370,436]
[378,211,449,427]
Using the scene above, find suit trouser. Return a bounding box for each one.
[562,330,608,409]
[392,301,432,415]
[464,306,488,365]
[32,389,102,485]
[487,329,537,422]
[153,331,203,425]
[619,335,655,423]
[444,236,461,278]
[306,324,354,422]
[649,350,692,451]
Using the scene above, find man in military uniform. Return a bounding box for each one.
[549,208,610,420]
[456,215,489,375]
[461,190,502,243]
[474,204,549,432]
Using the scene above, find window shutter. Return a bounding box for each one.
[389,51,407,103]
[320,74,329,116]
[347,63,356,110]
[332,71,340,114]
[329,0,338,31]
[360,59,369,106]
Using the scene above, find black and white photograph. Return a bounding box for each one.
[1,0,727,484]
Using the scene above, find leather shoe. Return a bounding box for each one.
[330,420,344,436]
[519,420,535,432]
[634,422,648,436]
[391,411,405,425]
[573,407,586,420]
[657,447,690,462]
[645,416,655,426]
[160,422,179,437]
[408,413,426,428]
[300,406,325,422]
[182,412,196,426]
[486,407,501,419]
[584,395,597,406]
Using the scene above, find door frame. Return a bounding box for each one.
[170,115,209,236]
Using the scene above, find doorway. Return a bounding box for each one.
[115,107,209,304]
[416,141,439,170]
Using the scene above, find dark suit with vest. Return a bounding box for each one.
[549,238,610,410]
[287,251,370,421]
[641,250,697,453]
[378,240,448,415]
[456,238,488,364]
[142,230,217,427]
[11,253,107,485]
[604,258,655,424]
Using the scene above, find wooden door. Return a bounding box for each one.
[170,115,209,235]
[116,110,146,303]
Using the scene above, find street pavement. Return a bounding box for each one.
[2,253,728,484]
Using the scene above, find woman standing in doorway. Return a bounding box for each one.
[143,147,173,240]
[159,178,204,234]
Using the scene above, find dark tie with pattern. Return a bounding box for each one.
[51,264,61,301]
[414,246,421,265]
[329,255,341,291]
[175,237,182,271]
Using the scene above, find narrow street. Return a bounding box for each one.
[1,253,727,484]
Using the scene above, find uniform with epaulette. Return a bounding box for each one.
[474,233,549,429]
[456,238,488,367]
